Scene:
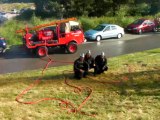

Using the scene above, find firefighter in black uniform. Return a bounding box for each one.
[84,50,95,70]
[94,52,108,75]
[74,53,89,79]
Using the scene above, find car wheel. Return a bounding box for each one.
[117,33,122,39]
[153,27,157,32]
[138,29,142,34]
[96,35,101,42]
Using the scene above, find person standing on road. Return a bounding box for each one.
[73,53,89,79]
[84,50,95,71]
[94,52,108,75]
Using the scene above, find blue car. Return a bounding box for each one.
[85,24,124,42]
[0,36,7,54]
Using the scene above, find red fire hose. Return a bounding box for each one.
[15,50,133,118]
[15,53,96,117]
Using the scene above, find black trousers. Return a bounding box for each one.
[74,70,87,79]
[94,65,108,75]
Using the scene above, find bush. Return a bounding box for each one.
[80,17,97,31]
[80,16,138,31]
[0,20,24,45]
[0,15,57,45]
[16,9,34,21]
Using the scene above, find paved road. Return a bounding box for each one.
[0,33,160,74]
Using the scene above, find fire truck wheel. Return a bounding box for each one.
[37,46,48,57]
[67,42,77,54]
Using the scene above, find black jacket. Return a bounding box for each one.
[95,55,107,67]
[84,55,95,68]
[74,58,88,71]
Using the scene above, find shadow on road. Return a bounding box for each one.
[0,45,68,59]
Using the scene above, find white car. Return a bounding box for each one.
[85,24,125,41]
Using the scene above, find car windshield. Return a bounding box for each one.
[93,25,106,31]
[133,19,144,25]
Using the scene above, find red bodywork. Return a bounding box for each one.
[17,18,85,56]
[23,23,84,48]
[126,18,156,34]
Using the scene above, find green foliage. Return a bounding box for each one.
[0,3,34,12]
[80,16,138,31]
[80,17,97,31]
[155,12,160,17]
[16,9,34,21]
[33,0,160,18]
[0,15,50,45]
[30,14,43,26]
[129,3,151,16]
[0,20,24,45]
[115,5,130,17]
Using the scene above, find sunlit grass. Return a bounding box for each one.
[0,48,160,120]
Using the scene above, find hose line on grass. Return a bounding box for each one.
[15,53,96,117]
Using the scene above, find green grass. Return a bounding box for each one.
[0,48,160,120]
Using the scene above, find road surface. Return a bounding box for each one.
[0,33,160,74]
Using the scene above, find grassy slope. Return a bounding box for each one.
[0,48,159,120]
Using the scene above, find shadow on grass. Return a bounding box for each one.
[109,69,160,96]
[0,68,159,97]
[0,72,74,87]
[80,69,160,96]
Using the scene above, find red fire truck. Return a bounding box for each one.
[16,18,85,57]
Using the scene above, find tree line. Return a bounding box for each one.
[1,0,160,17]
[0,0,32,3]
[33,0,160,18]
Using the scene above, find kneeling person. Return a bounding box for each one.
[74,53,89,79]
[94,52,108,75]
[84,50,95,70]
